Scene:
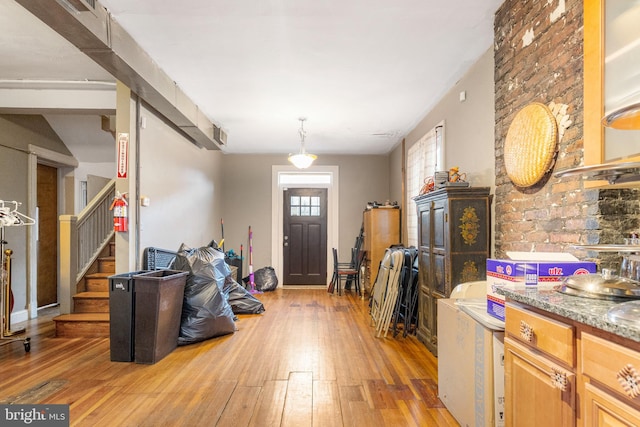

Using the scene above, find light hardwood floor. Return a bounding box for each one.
[0,288,457,426]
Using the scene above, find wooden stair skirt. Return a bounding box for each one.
[53,242,115,338]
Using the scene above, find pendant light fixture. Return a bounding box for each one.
[288,117,317,169]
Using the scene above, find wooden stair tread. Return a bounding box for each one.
[54,313,110,322]
[73,291,109,299]
[74,292,109,299]
[85,272,113,279]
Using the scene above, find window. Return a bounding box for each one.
[80,180,88,210]
[406,122,445,247]
[290,195,321,217]
[279,173,331,185]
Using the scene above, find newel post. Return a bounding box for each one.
[59,214,78,315]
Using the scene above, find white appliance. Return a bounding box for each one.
[437,281,505,427]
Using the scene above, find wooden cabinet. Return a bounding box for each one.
[582,382,640,426]
[504,303,576,427]
[581,332,640,426]
[503,301,640,426]
[414,187,491,355]
[505,301,574,366]
[363,207,400,291]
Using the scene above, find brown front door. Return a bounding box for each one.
[283,188,327,285]
[37,163,58,308]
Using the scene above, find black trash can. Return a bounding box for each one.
[109,270,148,362]
[133,270,188,364]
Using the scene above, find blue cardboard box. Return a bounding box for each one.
[486,252,597,321]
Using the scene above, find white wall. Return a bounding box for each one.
[220,154,391,275]
[404,47,495,189]
[0,146,29,318]
[73,162,114,213]
[391,47,496,247]
[138,105,223,255]
[0,114,75,321]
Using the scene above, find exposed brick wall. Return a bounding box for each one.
[494,0,593,258]
[494,0,640,270]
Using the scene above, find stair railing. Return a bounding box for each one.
[59,180,115,314]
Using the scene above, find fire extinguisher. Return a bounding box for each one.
[110,192,128,232]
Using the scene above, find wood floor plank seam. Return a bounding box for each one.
[0,289,457,426]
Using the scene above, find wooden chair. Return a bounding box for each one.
[329,248,364,296]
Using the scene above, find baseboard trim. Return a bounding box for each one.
[10,309,28,324]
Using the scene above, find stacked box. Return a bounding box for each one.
[486,254,596,321]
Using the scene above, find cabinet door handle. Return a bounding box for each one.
[550,367,569,391]
[617,364,640,398]
[520,320,534,342]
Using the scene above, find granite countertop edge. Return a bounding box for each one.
[496,285,640,343]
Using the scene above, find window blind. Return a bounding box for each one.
[406,124,442,247]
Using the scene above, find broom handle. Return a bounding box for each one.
[249,226,255,287]
[221,218,225,252]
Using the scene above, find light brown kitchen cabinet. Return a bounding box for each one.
[582,381,640,425]
[362,207,400,291]
[504,301,640,426]
[505,337,576,426]
[504,301,574,366]
[414,187,491,355]
[581,332,640,425]
[504,303,576,427]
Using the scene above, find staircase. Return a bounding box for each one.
[53,241,114,338]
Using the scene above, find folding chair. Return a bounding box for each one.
[370,249,393,326]
[375,249,404,337]
[391,247,419,337]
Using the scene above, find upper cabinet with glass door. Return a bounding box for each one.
[584,1,640,169]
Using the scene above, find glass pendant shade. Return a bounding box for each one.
[288,118,317,169]
[288,152,317,169]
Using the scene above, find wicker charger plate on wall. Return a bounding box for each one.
[504,102,558,187]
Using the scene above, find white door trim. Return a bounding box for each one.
[27,145,77,319]
[271,165,339,287]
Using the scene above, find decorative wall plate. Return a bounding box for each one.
[504,102,558,187]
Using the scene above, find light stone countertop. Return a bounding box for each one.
[496,285,640,343]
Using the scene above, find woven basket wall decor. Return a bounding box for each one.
[504,102,558,187]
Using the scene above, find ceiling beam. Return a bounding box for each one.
[15,0,224,150]
[0,86,116,115]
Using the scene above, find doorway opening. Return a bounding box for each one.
[271,165,339,288]
[36,163,58,309]
[26,145,77,320]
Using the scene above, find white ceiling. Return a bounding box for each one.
[1,0,503,156]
